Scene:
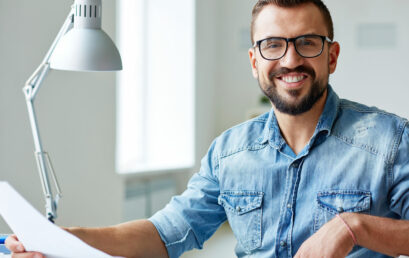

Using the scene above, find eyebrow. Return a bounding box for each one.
[258,31,322,40]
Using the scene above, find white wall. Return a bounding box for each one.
[194,0,220,168]
[326,0,409,119]
[0,0,123,232]
[212,0,261,135]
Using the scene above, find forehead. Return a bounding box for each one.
[253,3,328,41]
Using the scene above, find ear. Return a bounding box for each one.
[249,47,259,79]
[328,41,340,74]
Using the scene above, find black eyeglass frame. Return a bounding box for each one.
[253,34,333,61]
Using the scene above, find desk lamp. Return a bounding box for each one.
[23,0,122,222]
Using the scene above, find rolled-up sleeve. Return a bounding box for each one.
[149,140,227,257]
[389,123,409,219]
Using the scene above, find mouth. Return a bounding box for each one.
[276,73,308,88]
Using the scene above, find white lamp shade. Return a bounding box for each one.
[50,28,122,71]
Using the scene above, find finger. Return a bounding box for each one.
[5,235,25,253]
[11,252,45,258]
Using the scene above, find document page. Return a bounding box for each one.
[0,181,114,258]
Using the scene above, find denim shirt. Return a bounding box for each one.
[149,86,409,258]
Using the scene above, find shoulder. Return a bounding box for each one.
[332,99,408,162]
[212,111,270,158]
[335,98,407,131]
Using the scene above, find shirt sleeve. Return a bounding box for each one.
[389,122,409,219]
[149,139,227,258]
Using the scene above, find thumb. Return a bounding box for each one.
[5,234,25,253]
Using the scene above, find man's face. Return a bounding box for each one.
[249,3,340,115]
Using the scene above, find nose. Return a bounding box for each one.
[279,42,304,69]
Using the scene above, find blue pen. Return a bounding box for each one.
[0,235,8,245]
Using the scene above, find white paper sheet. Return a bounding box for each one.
[0,181,114,258]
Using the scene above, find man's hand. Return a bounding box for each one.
[4,220,167,258]
[295,214,355,258]
[5,235,44,258]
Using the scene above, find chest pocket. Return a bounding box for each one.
[313,190,371,232]
[218,191,263,254]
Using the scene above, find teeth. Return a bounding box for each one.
[281,75,304,83]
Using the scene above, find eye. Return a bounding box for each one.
[297,36,321,48]
[267,42,282,48]
[300,39,316,46]
[262,39,284,50]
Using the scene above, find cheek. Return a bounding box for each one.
[310,58,329,79]
[258,61,278,81]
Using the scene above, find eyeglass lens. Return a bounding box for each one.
[259,35,324,60]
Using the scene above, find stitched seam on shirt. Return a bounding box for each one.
[339,102,403,118]
[163,206,206,249]
[219,144,268,159]
[165,228,194,247]
[389,120,409,187]
[275,165,290,257]
[287,159,303,256]
[196,172,219,189]
[330,133,388,162]
[277,150,296,161]
[212,152,220,180]
[221,116,268,134]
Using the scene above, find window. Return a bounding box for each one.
[116,0,195,173]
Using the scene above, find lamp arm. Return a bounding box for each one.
[25,7,75,100]
[22,6,75,222]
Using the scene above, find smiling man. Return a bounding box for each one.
[6,0,409,257]
[248,1,340,155]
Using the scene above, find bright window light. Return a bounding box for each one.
[116,0,195,174]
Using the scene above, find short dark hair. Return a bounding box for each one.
[250,0,334,44]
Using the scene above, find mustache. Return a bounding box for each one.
[269,66,316,80]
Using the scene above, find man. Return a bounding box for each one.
[6,0,409,257]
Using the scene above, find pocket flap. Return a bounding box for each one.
[218,191,263,215]
[317,190,371,214]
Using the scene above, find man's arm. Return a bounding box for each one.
[295,213,409,257]
[6,219,168,258]
[345,213,409,256]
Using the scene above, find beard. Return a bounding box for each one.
[259,65,328,115]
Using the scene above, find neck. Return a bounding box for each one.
[273,89,328,155]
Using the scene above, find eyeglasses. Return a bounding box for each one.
[253,34,332,61]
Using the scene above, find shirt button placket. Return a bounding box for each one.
[285,160,300,255]
[276,160,302,257]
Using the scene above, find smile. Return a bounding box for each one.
[280,75,306,83]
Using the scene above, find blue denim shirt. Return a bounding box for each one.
[149,86,409,258]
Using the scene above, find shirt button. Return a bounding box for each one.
[280,241,287,247]
[337,207,344,213]
[236,206,241,212]
[291,162,299,168]
[287,203,292,209]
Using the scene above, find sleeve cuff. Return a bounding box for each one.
[149,206,202,258]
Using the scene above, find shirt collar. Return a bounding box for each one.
[259,85,340,149]
[314,85,339,137]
